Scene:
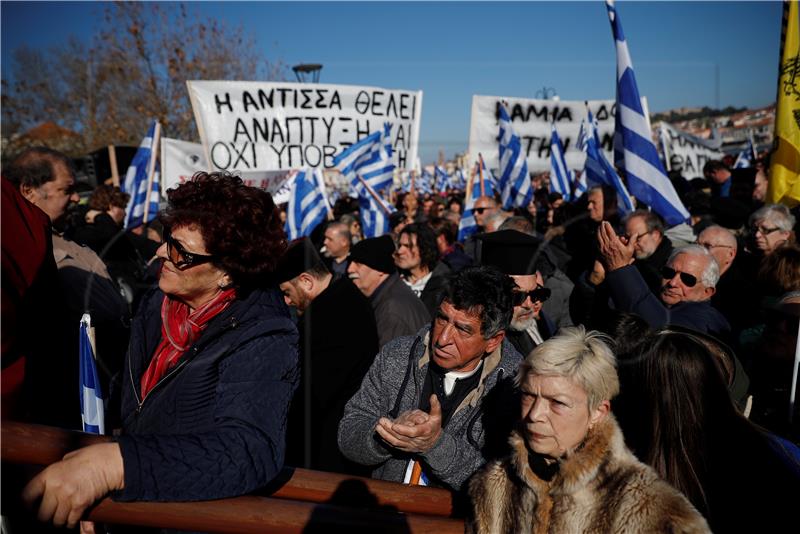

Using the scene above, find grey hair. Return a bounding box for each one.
[515,326,620,411]
[750,204,796,232]
[623,209,665,235]
[668,245,720,288]
[698,225,737,251]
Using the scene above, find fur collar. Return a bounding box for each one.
[508,414,628,496]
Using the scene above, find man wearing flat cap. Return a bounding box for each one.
[478,230,557,356]
[276,238,379,474]
[347,235,430,347]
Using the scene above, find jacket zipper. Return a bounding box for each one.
[129,349,191,414]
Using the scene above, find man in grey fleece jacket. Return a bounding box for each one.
[338,266,523,491]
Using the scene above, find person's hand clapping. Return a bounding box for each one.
[375,394,443,453]
[597,221,636,271]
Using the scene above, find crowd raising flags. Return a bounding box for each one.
[284,168,331,240]
[123,120,161,229]
[496,103,534,211]
[549,124,574,202]
[767,0,800,206]
[79,314,104,435]
[606,0,690,226]
[353,178,396,238]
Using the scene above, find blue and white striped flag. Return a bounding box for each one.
[606,0,689,226]
[284,168,330,240]
[497,103,533,210]
[550,124,573,202]
[733,132,756,169]
[123,121,161,229]
[452,168,467,191]
[418,169,434,195]
[583,110,635,213]
[334,123,395,193]
[457,159,496,242]
[79,314,104,435]
[352,179,395,238]
[435,166,449,192]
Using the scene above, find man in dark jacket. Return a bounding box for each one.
[622,209,673,294]
[347,235,430,347]
[478,230,556,356]
[276,238,379,475]
[338,266,522,491]
[598,221,730,338]
[394,222,451,317]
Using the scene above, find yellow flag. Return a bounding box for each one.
[768,0,800,206]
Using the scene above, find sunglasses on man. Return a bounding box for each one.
[474,207,492,214]
[661,266,698,287]
[163,230,216,270]
[511,286,552,306]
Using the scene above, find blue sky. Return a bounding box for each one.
[1,1,782,163]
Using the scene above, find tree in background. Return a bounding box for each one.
[2,2,287,159]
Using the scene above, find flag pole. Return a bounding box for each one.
[356,175,391,215]
[410,170,416,196]
[465,164,476,203]
[478,153,486,197]
[108,145,120,188]
[142,122,161,225]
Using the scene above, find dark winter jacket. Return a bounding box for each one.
[115,286,299,502]
[338,326,522,491]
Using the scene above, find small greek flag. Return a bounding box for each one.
[80,314,104,435]
[497,103,533,210]
[734,132,756,169]
[550,124,573,202]
[285,168,330,240]
[452,168,467,191]
[334,123,395,193]
[435,166,450,192]
[123,121,161,229]
[606,0,689,226]
[583,110,635,213]
[352,179,395,238]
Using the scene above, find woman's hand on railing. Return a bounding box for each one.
[22,443,125,529]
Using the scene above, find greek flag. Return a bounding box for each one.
[123,121,161,229]
[606,0,689,226]
[352,179,395,238]
[734,132,756,169]
[474,156,498,199]
[452,168,467,191]
[583,110,635,213]
[284,168,330,240]
[435,166,449,192]
[334,122,395,192]
[497,103,533,210]
[457,159,494,242]
[550,124,573,202]
[80,314,104,435]
[418,169,433,195]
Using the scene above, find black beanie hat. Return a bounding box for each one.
[349,235,397,274]
[477,229,548,276]
[274,237,323,284]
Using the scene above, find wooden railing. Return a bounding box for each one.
[1,421,465,533]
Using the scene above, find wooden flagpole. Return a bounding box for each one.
[142,122,161,225]
[478,153,486,197]
[108,145,120,188]
[313,168,334,221]
[356,175,391,215]
[465,164,476,204]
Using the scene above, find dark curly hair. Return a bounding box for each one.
[400,222,440,271]
[160,172,286,287]
[442,266,514,338]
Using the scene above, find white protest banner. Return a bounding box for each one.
[161,137,293,198]
[187,81,422,173]
[468,96,618,173]
[658,122,724,178]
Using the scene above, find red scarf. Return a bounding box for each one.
[140,288,236,398]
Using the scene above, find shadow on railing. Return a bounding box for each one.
[1,421,465,533]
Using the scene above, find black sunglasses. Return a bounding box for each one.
[163,230,216,270]
[474,207,491,214]
[661,266,697,287]
[512,286,551,306]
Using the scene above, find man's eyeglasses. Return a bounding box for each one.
[163,230,216,270]
[751,225,782,236]
[511,285,552,306]
[698,241,733,251]
[474,207,492,214]
[661,266,698,287]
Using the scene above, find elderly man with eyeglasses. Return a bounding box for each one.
[597,222,730,338]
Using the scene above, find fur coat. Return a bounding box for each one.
[468,415,710,534]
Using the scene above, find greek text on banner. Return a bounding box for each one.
[187,81,423,172]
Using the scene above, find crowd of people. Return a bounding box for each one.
[2,145,799,533]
